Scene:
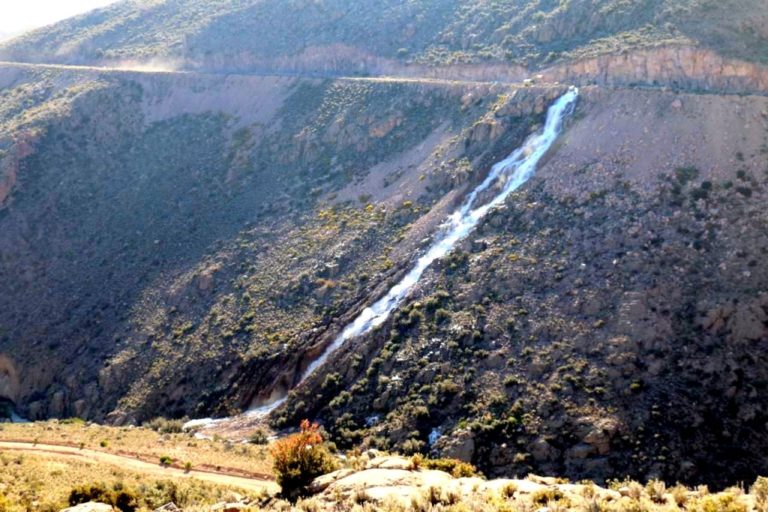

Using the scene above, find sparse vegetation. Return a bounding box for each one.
[145,418,184,434]
[250,429,269,445]
[0,450,262,511]
[0,421,273,478]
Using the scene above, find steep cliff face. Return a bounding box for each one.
[544,46,768,94]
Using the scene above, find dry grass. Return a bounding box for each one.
[0,421,273,479]
[0,450,263,512]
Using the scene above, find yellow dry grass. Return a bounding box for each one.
[0,450,264,512]
[0,421,273,479]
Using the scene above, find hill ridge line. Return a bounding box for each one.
[2,45,768,96]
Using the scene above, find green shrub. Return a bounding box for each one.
[69,482,139,512]
[249,428,269,445]
[145,417,184,434]
[60,418,86,425]
[434,308,451,324]
[675,166,700,184]
[159,455,174,467]
[271,420,338,501]
[401,438,426,455]
[410,454,477,478]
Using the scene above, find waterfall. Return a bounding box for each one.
[183,87,579,430]
[250,87,579,414]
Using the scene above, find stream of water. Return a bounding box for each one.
[183,87,578,430]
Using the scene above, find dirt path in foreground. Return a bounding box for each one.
[0,441,279,493]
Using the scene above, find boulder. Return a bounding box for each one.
[530,437,557,461]
[366,455,412,470]
[49,390,66,417]
[154,504,181,512]
[582,417,621,455]
[567,443,594,459]
[308,468,356,494]
[326,468,421,497]
[440,429,475,462]
[196,264,221,294]
[729,300,767,342]
[527,475,561,486]
[60,503,113,512]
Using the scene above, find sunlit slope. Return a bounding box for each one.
[0,0,765,70]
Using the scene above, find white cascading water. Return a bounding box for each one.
[183,87,578,430]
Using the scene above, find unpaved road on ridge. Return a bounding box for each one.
[0,441,279,493]
[0,60,498,87]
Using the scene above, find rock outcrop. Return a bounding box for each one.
[0,130,38,208]
[544,46,768,95]
[295,455,755,512]
[0,356,20,404]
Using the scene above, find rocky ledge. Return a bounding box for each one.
[294,452,762,511]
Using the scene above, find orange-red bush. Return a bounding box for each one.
[271,420,338,500]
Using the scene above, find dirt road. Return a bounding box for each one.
[0,441,279,493]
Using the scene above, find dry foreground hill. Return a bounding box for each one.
[1,0,768,508]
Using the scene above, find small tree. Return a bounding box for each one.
[271,420,338,500]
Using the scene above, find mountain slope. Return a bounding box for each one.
[0,62,558,422]
[0,0,767,493]
[0,0,766,72]
[262,87,768,488]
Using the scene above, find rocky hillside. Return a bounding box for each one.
[260,87,768,489]
[0,62,562,423]
[1,0,766,75]
[0,0,767,497]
